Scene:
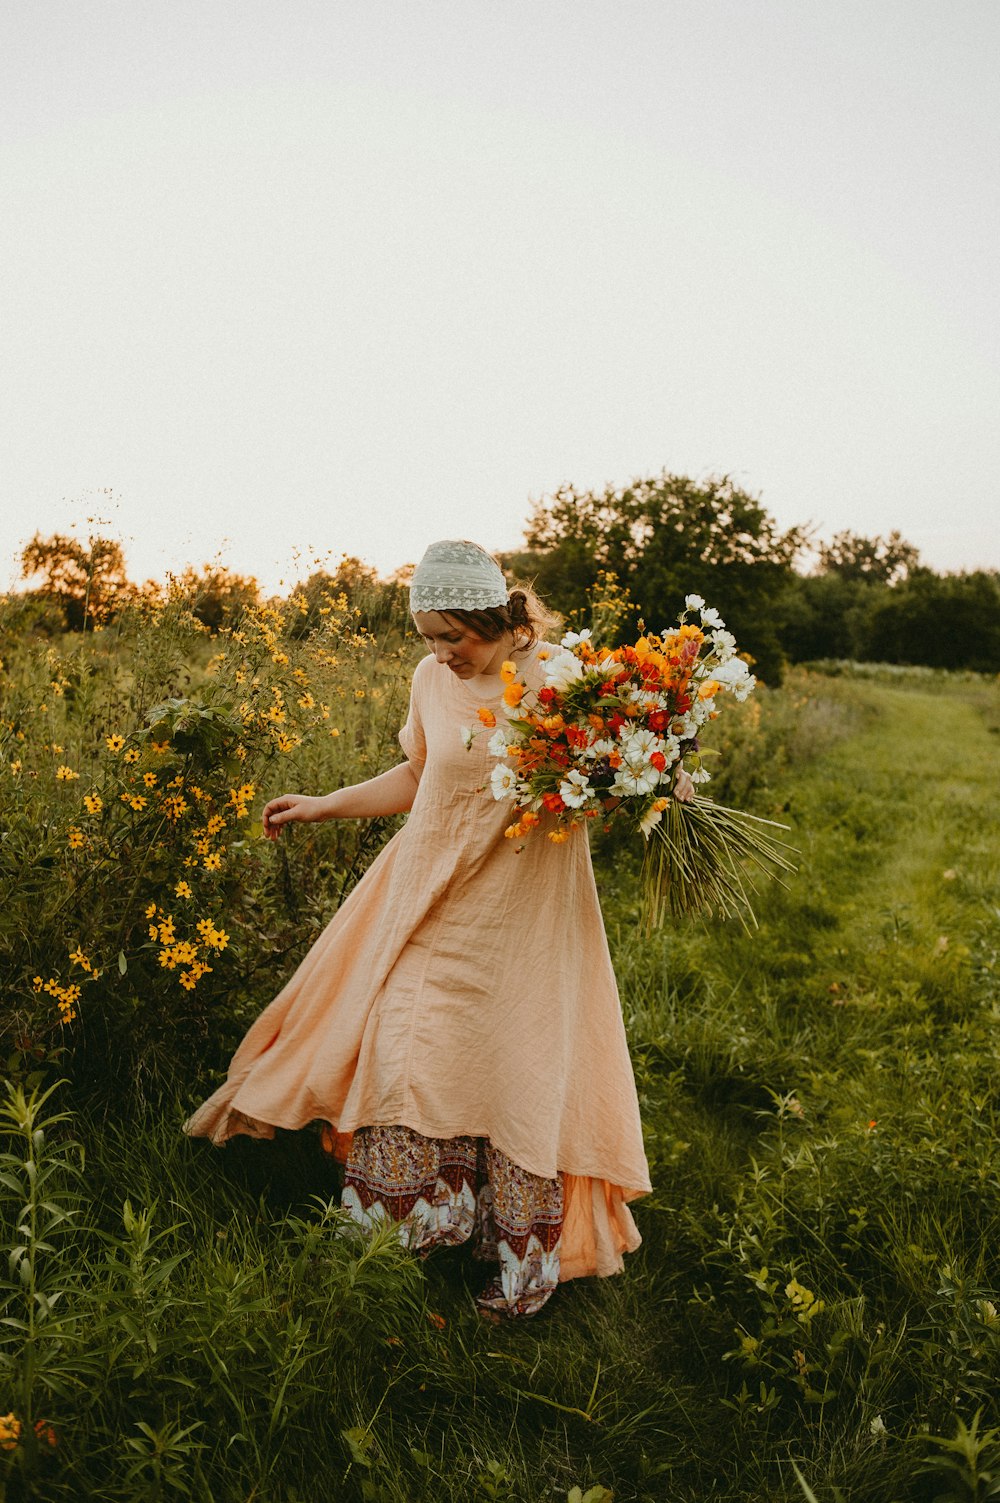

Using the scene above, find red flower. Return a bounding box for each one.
[675,694,692,714]
[607,713,625,737]
[649,751,666,771]
[537,685,557,705]
[647,710,669,732]
[542,792,565,812]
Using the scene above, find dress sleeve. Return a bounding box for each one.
[397,661,427,774]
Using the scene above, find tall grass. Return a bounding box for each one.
[2,595,999,1500]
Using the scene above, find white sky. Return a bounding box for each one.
[2,0,998,594]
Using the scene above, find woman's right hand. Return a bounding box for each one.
[262,793,328,840]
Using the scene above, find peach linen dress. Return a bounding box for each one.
[184,645,652,1283]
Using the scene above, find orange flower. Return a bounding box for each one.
[520,810,540,829]
[541,792,565,812]
[547,830,570,843]
[477,707,497,727]
[698,680,720,700]
[499,661,518,684]
[503,682,524,708]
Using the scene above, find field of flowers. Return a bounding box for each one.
[1,589,999,1502]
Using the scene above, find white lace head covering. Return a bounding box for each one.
[409,539,509,614]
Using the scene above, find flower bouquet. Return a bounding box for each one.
[476,595,796,930]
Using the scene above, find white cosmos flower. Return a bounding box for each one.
[487,726,513,757]
[638,802,666,837]
[560,627,592,648]
[691,766,712,783]
[711,628,737,661]
[558,769,593,808]
[612,764,661,797]
[685,593,706,612]
[712,656,755,696]
[700,606,725,629]
[460,725,475,751]
[619,726,665,761]
[543,649,586,691]
[490,763,518,800]
[583,738,616,761]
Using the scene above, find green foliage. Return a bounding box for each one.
[1,606,999,1499]
[0,587,415,1101]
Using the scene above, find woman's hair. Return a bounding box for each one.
[440,578,562,650]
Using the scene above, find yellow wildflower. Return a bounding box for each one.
[129,795,147,812]
[67,827,86,849]
[143,772,158,788]
[174,880,193,898]
[145,901,157,918]
[123,748,140,764]
[1,1413,23,1450]
[69,948,92,972]
[83,793,103,814]
[547,830,570,843]
[203,852,222,870]
[106,735,125,752]
[500,661,518,684]
[56,765,79,781]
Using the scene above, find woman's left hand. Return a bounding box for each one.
[674,768,696,803]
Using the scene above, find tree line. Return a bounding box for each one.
[11,472,1000,678]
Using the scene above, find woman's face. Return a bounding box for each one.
[412,610,512,679]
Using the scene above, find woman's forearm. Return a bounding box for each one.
[320,761,420,819]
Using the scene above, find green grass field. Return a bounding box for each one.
[2,606,998,1502]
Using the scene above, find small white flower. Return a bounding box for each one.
[684,593,705,612]
[612,764,661,797]
[558,769,593,809]
[490,763,517,800]
[560,627,592,648]
[711,628,737,660]
[543,649,586,691]
[638,802,666,837]
[488,726,512,757]
[691,766,712,784]
[619,726,664,760]
[700,606,725,629]
[583,737,616,761]
[460,725,475,751]
[869,1415,887,1438]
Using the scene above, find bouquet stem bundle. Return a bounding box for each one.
[640,795,797,933]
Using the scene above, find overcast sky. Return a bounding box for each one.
[2,0,998,594]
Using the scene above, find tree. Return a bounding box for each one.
[169,564,261,632]
[515,471,806,682]
[20,532,131,630]
[817,529,919,584]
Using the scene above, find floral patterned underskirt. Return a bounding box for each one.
[340,1124,563,1318]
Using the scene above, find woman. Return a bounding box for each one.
[184,539,694,1318]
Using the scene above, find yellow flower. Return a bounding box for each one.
[83,793,103,814]
[547,830,570,843]
[206,814,225,836]
[503,682,524,708]
[174,880,193,898]
[123,748,140,764]
[106,735,125,752]
[330,727,340,738]
[67,827,86,849]
[0,1412,23,1450]
[129,795,147,811]
[10,759,21,774]
[69,948,92,972]
[162,795,189,821]
[143,772,158,788]
[145,901,157,918]
[56,765,79,781]
[203,852,222,870]
[499,661,517,684]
